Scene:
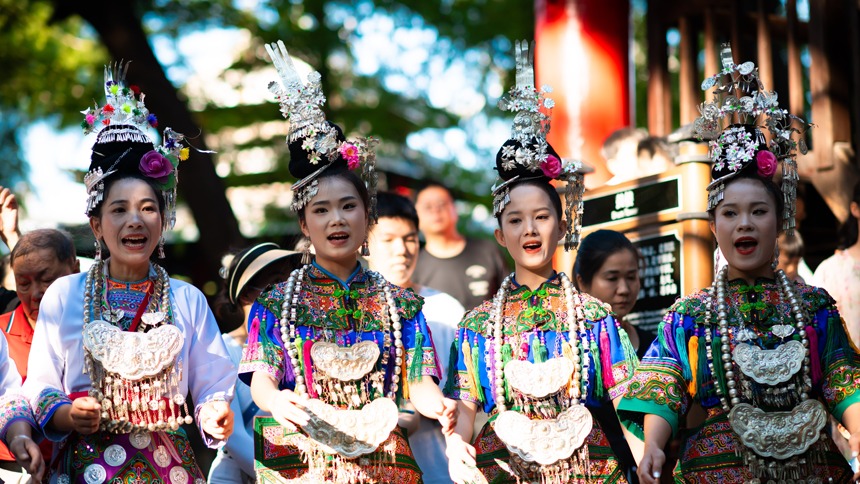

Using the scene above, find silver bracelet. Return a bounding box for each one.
[9,434,32,443]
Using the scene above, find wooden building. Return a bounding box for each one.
[645,0,860,263]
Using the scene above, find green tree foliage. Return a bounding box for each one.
[0,0,106,185]
[0,0,535,248]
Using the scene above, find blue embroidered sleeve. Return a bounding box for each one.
[33,387,72,442]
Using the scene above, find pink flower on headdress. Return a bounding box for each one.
[540,154,562,179]
[756,150,777,178]
[85,114,95,125]
[340,142,360,170]
[139,150,174,183]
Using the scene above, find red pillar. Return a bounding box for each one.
[535,0,631,187]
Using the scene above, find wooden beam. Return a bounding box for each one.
[703,6,718,77]
[756,0,773,91]
[678,16,700,125]
[807,0,858,221]
[851,0,860,155]
[786,0,804,118]
[647,0,672,135]
[808,0,852,171]
[730,0,742,60]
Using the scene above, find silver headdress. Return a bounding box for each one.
[493,40,586,251]
[266,40,378,222]
[81,62,190,233]
[694,43,810,233]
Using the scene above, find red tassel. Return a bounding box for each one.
[805,325,822,386]
[303,339,318,398]
[600,328,615,388]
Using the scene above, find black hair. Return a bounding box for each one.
[0,254,8,283]
[637,136,671,160]
[90,173,167,219]
[837,181,860,250]
[707,164,785,225]
[286,121,370,223]
[376,192,419,230]
[573,230,638,289]
[296,168,370,223]
[601,127,648,160]
[495,177,563,225]
[11,228,77,267]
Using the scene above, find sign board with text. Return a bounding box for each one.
[575,162,714,334]
[625,231,683,332]
[581,177,681,228]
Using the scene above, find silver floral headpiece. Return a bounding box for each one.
[492,40,586,251]
[81,63,191,232]
[694,43,810,232]
[266,40,378,221]
[495,40,555,175]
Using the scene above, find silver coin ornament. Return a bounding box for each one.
[83,463,107,484]
[169,466,190,484]
[129,431,151,449]
[103,444,127,467]
[154,445,172,468]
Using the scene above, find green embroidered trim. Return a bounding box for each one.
[257,279,422,331]
[460,307,493,334]
[582,299,611,321]
[669,293,710,323]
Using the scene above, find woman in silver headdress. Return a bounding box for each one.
[22,64,236,483]
[443,41,639,484]
[238,41,457,483]
[618,44,860,484]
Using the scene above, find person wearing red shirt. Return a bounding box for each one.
[0,229,78,482]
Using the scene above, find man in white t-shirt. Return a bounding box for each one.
[365,192,464,484]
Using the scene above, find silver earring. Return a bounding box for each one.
[360,238,369,257]
[94,239,102,261]
[158,236,166,259]
[301,246,312,265]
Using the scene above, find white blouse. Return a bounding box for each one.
[22,270,236,446]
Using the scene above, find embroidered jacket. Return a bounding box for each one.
[238,262,440,402]
[22,270,236,446]
[616,279,860,481]
[445,273,638,411]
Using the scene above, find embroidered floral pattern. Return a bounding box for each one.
[822,362,860,408]
[240,265,438,403]
[670,280,834,327]
[458,275,609,336]
[447,373,481,404]
[34,387,71,431]
[623,363,687,414]
[257,265,421,331]
[0,394,36,441]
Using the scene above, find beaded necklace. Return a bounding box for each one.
[488,272,596,483]
[273,264,408,480]
[84,260,171,328]
[82,259,192,434]
[704,266,811,410]
[704,266,827,482]
[277,264,404,402]
[491,272,589,410]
